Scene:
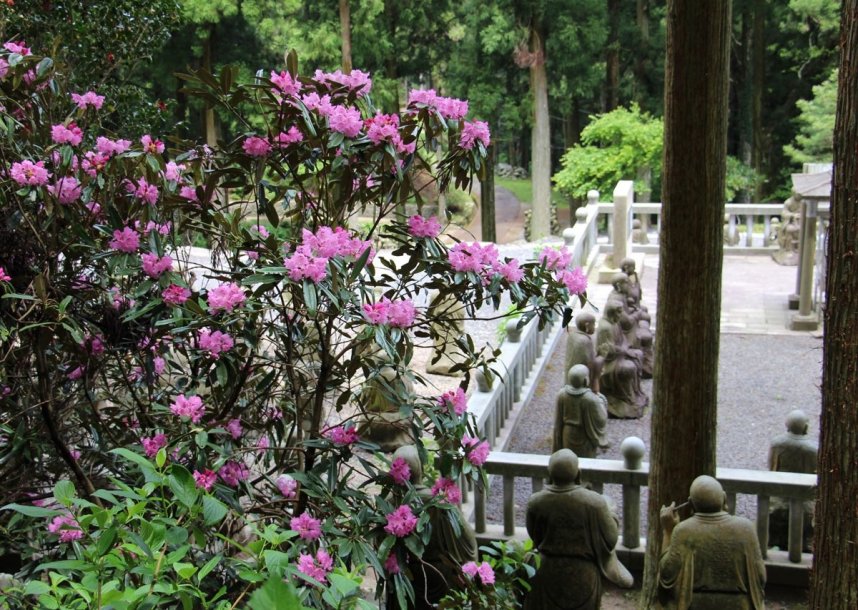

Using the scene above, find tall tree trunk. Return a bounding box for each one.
[339,0,352,73]
[751,0,765,200]
[736,0,754,202]
[530,24,552,240]
[384,2,400,112]
[635,0,650,106]
[203,23,216,148]
[810,2,858,607]
[606,0,621,111]
[639,1,731,606]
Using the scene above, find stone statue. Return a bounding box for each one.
[631,218,649,244]
[772,193,803,266]
[553,365,608,458]
[768,409,817,552]
[426,291,468,376]
[618,258,648,318]
[524,450,633,609]
[659,475,766,610]
[723,213,741,246]
[596,300,648,419]
[564,312,603,393]
[356,361,415,452]
[390,445,477,609]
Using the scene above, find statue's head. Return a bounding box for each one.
[575,311,596,334]
[611,272,630,291]
[392,445,422,485]
[785,409,810,435]
[605,300,624,322]
[689,475,726,513]
[548,449,580,487]
[567,364,590,390]
[619,312,635,332]
[620,257,636,276]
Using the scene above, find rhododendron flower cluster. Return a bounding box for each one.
[218,461,249,486]
[225,418,242,439]
[297,549,334,584]
[538,246,588,294]
[162,284,191,306]
[47,514,83,543]
[407,214,442,239]
[558,267,588,295]
[207,283,246,313]
[291,511,323,541]
[314,68,372,97]
[462,561,495,585]
[140,134,164,154]
[276,126,304,146]
[407,89,469,120]
[384,504,418,537]
[325,425,360,446]
[438,387,468,416]
[243,135,271,157]
[431,477,462,504]
[328,105,363,138]
[459,120,491,150]
[284,226,373,284]
[270,70,301,97]
[193,469,217,491]
[389,457,411,485]
[276,474,297,499]
[198,329,234,359]
[48,177,81,204]
[141,433,167,458]
[362,297,416,328]
[51,123,83,146]
[447,241,523,285]
[0,267,11,282]
[170,394,205,423]
[10,160,50,186]
[127,177,159,204]
[365,112,415,155]
[71,91,104,110]
[384,553,400,574]
[141,253,172,278]
[462,435,491,466]
[96,136,131,156]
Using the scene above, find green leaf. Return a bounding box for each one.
[168,465,199,508]
[328,573,359,596]
[23,580,51,595]
[173,562,197,580]
[201,495,228,525]
[196,554,221,582]
[247,576,309,610]
[95,526,118,558]
[303,280,317,316]
[35,559,92,572]
[2,503,62,518]
[53,480,77,507]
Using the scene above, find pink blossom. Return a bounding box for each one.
[276,126,304,146]
[218,461,249,487]
[10,160,50,186]
[245,250,259,261]
[283,247,328,284]
[362,301,389,325]
[276,474,297,499]
[407,215,442,239]
[497,259,524,283]
[459,120,491,150]
[365,112,414,155]
[328,105,363,138]
[462,561,478,578]
[407,89,469,120]
[438,388,468,416]
[243,135,271,157]
[69,448,81,461]
[193,469,217,491]
[270,70,301,97]
[557,267,588,295]
[291,511,323,541]
[384,504,418,537]
[257,436,270,452]
[253,224,270,238]
[109,227,140,253]
[384,553,400,574]
[314,68,372,97]
[538,246,572,271]
[47,514,83,543]
[170,394,205,424]
[82,151,110,177]
[141,252,172,278]
[0,267,10,282]
[0,58,8,80]
[324,425,359,446]
[162,284,191,306]
[126,177,159,205]
[83,335,105,356]
[51,123,83,146]
[164,161,185,182]
[225,418,243,440]
[462,435,491,466]
[390,457,411,485]
[4,41,31,56]
[462,561,495,585]
[96,137,131,156]
[301,92,333,116]
[387,299,416,329]
[179,186,199,203]
[153,356,166,375]
[66,365,85,380]
[297,549,334,584]
[449,242,500,275]
[198,328,234,359]
[70,91,105,110]
[141,433,167,458]
[48,177,81,204]
[140,135,165,154]
[431,477,462,505]
[206,283,246,313]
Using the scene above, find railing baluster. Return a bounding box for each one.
[622,483,641,549]
[726,492,737,514]
[475,481,486,534]
[531,477,543,494]
[788,498,803,563]
[503,475,515,537]
[756,495,770,560]
[746,214,754,247]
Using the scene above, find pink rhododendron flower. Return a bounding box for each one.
[252,224,270,238]
[126,177,160,205]
[557,267,588,295]
[10,160,50,186]
[462,561,495,585]
[109,227,140,253]
[462,435,491,466]
[497,259,524,283]
[153,356,166,375]
[69,448,81,461]
[218,461,249,487]
[324,425,359,446]
[459,120,491,150]
[365,112,414,155]
[438,388,468,416]
[4,41,31,55]
[206,283,246,313]
[243,135,271,157]
[291,511,323,541]
[164,161,185,182]
[47,514,83,543]
[283,247,328,283]
[538,246,572,271]
[328,105,363,138]
[193,469,217,491]
[162,284,191,306]
[198,329,234,359]
[257,436,270,451]
[362,301,389,325]
[66,365,85,380]
[179,185,199,203]
[276,126,304,146]
[83,335,105,356]
[297,549,334,584]
[301,92,333,116]
[276,474,297,499]
[384,505,418,537]
[140,135,164,154]
[48,177,81,204]
[141,433,167,458]
[387,299,416,328]
[82,151,109,177]
[0,267,10,282]
[449,242,500,275]
[384,553,400,574]
[225,418,243,440]
[431,477,462,504]
[71,91,104,110]
[170,394,205,423]
[407,215,442,239]
[390,457,411,485]
[407,89,469,119]
[96,136,131,156]
[0,58,8,80]
[141,253,172,278]
[270,70,301,97]
[314,68,372,96]
[51,123,83,146]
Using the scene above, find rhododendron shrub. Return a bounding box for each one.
[0,47,585,608]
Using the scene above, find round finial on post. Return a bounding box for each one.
[575,207,589,224]
[505,318,522,343]
[621,436,646,470]
[562,227,576,245]
[587,190,599,205]
[474,368,492,392]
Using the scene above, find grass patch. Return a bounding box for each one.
[495,176,570,210]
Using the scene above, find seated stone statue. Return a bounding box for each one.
[659,475,766,610]
[772,193,802,266]
[618,258,648,318]
[723,213,741,246]
[631,218,649,244]
[553,365,608,458]
[564,312,603,394]
[426,291,468,376]
[524,450,633,610]
[389,445,477,609]
[619,313,653,380]
[768,409,817,552]
[356,362,415,452]
[596,300,648,419]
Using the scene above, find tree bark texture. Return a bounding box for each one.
[339,0,352,73]
[640,1,731,606]
[606,0,621,111]
[751,0,765,199]
[529,24,552,240]
[810,2,858,607]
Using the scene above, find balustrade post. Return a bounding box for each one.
[787,498,804,563]
[756,495,770,560]
[503,475,515,537]
[790,200,819,330]
[745,215,754,247]
[475,483,486,534]
[621,437,645,549]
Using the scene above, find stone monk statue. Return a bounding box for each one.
[659,475,766,610]
[564,312,603,393]
[553,365,608,458]
[524,449,633,610]
[596,300,648,418]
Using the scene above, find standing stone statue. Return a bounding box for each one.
[596,300,648,419]
[553,365,608,458]
[524,450,633,609]
[768,409,817,552]
[426,291,468,376]
[389,445,477,609]
[631,218,649,244]
[619,258,647,317]
[564,312,603,393]
[772,193,803,266]
[659,475,766,609]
